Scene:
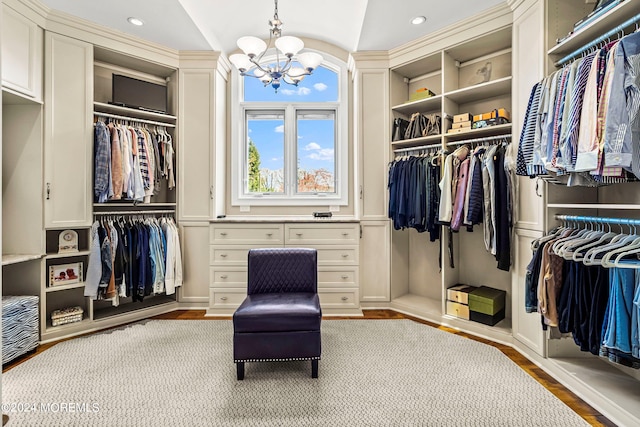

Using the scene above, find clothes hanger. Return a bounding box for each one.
[583,222,637,266]
[571,222,617,261]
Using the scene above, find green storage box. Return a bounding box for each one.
[468,286,505,316]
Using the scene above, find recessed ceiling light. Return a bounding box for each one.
[127,17,144,26]
[411,16,426,25]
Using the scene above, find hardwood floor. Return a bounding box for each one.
[2,309,617,426]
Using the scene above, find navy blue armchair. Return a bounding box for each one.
[232,248,322,380]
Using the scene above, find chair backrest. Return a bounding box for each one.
[247,248,317,295]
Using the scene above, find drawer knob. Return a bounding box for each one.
[342,232,349,236]
[220,232,227,236]
[220,275,228,279]
[296,233,303,237]
[220,296,228,301]
[341,296,348,301]
[342,254,349,258]
[341,275,349,279]
[266,233,273,237]
[220,253,227,258]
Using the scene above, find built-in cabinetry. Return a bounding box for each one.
[1,2,42,101]
[510,1,640,426]
[387,21,514,343]
[208,220,361,316]
[1,3,45,347]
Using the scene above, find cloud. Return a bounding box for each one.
[314,83,328,92]
[274,124,284,133]
[280,87,311,96]
[307,148,334,161]
[304,142,321,151]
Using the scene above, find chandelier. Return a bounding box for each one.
[229,0,323,92]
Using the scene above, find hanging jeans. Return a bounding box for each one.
[602,267,635,354]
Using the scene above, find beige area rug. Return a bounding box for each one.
[1,319,590,426]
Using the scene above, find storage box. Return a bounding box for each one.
[478,108,511,122]
[51,306,84,327]
[469,286,506,315]
[408,87,436,102]
[452,121,472,129]
[447,284,475,304]
[470,307,505,326]
[446,300,470,320]
[453,113,473,123]
[3,296,39,364]
[447,128,470,134]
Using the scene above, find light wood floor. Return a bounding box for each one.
[3,309,617,427]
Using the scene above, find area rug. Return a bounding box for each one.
[2,319,589,426]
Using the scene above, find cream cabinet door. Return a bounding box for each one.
[44,32,93,229]
[1,5,43,101]
[180,224,210,304]
[178,69,214,221]
[359,220,390,302]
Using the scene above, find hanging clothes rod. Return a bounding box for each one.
[393,142,442,153]
[94,112,176,128]
[555,214,640,226]
[555,12,640,66]
[93,210,175,216]
[447,133,511,146]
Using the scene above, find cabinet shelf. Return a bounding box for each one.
[93,101,177,123]
[45,317,90,331]
[444,123,512,143]
[391,134,442,150]
[390,294,442,320]
[391,95,442,116]
[45,250,91,260]
[445,76,512,104]
[93,294,176,321]
[93,202,176,208]
[548,203,640,210]
[548,0,640,56]
[2,253,44,266]
[46,282,85,292]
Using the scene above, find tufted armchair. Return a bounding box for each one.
[232,248,322,380]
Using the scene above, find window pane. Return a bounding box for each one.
[246,112,285,194]
[296,111,335,193]
[244,64,338,102]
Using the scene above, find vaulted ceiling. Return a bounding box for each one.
[39,0,507,53]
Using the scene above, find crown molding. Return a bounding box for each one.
[2,0,48,27]
[178,50,231,76]
[388,3,513,69]
[349,51,390,72]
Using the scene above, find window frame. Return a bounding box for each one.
[230,50,348,207]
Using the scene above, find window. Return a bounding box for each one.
[231,52,348,206]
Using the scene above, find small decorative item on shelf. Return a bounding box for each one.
[407,87,436,102]
[48,262,83,287]
[51,306,84,327]
[58,229,79,253]
[471,61,492,85]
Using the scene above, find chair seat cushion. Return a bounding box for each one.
[233,292,321,333]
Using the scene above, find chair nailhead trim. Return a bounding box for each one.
[234,357,321,363]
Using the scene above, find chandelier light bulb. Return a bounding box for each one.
[275,36,304,57]
[297,52,323,71]
[229,54,253,72]
[237,36,267,58]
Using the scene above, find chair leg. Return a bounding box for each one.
[236,362,245,380]
[311,359,318,378]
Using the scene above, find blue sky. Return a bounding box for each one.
[245,66,337,174]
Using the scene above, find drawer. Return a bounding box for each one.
[318,267,358,288]
[446,300,470,320]
[318,288,360,309]
[285,223,359,245]
[446,284,475,305]
[210,224,284,244]
[209,289,246,309]
[209,245,273,266]
[209,267,247,288]
[300,245,359,265]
